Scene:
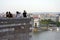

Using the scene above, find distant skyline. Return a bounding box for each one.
[0,0,60,13]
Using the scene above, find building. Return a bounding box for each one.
[32,14,40,27]
[40,13,59,22]
[0,17,33,40]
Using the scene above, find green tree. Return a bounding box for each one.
[56,21,60,27]
[40,19,49,27]
[40,20,49,24]
[40,19,60,27]
[39,19,55,27]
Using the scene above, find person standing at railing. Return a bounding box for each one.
[9,11,13,18]
[6,11,9,18]
[6,11,13,18]
[23,10,27,17]
[16,11,21,18]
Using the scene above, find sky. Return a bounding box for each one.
[0,0,60,13]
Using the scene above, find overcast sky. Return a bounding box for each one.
[0,0,60,13]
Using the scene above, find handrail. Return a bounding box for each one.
[0,23,21,27]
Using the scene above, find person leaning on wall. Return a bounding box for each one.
[6,11,13,18]
[23,10,27,17]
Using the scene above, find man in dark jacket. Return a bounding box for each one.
[6,11,13,18]
[9,11,13,18]
[6,11,9,18]
[23,10,27,17]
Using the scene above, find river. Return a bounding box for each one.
[30,30,60,40]
[0,27,60,40]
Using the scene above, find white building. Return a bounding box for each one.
[32,14,40,27]
[40,14,59,22]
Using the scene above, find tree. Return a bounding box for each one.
[40,19,49,27]
[40,19,55,27]
[40,19,49,24]
[40,19,60,27]
[56,21,60,27]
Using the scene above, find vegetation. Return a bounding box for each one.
[56,21,60,27]
[40,19,53,25]
[39,19,60,27]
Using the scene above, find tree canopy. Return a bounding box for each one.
[40,19,60,27]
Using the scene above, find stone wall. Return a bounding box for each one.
[0,17,33,40]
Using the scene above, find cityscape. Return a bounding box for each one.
[0,0,60,40]
[0,11,60,40]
